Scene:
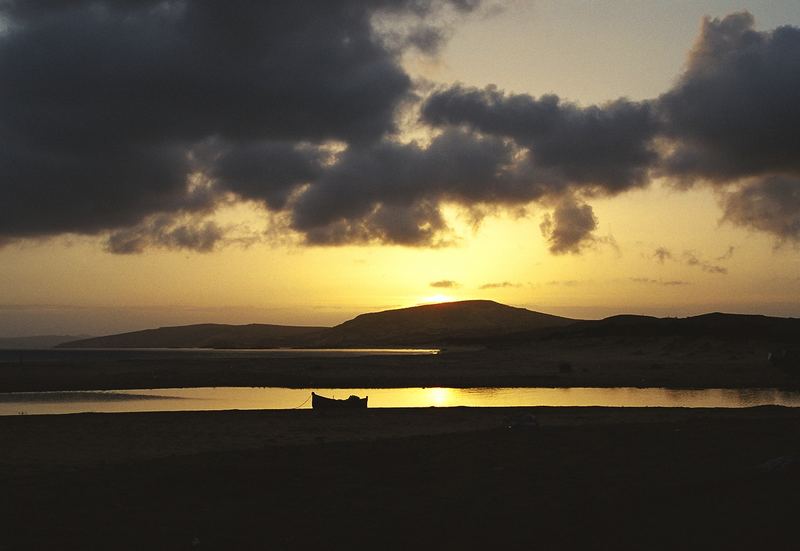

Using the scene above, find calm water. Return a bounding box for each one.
[0,347,439,364]
[3,386,800,416]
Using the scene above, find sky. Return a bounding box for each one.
[1,0,800,337]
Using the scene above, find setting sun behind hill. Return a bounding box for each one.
[419,294,457,305]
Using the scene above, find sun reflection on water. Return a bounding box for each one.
[427,387,452,406]
[6,386,800,415]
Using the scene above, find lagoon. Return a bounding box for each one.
[3,385,800,415]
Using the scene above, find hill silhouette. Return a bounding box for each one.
[475,311,800,346]
[0,335,93,349]
[311,300,574,346]
[57,302,800,349]
[58,324,326,349]
[58,300,574,348]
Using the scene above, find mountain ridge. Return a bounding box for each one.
[0,335,94,349]
[57,300,573,348]
[311,300,574,346]
[57,323,327,349]
[56,300,800,349]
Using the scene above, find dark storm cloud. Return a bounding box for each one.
[0,1,413,145]
[2,6,800,254]
[430,280,459,288]
[289,129,538,245]
[538,197,598,254]
[0,0,478,249]
[0,143,202,237]
[658,12,800,183]
[402,25,447,53]
[105,215,224,254]
[413,12,800,249]
[300,200,450,247]
[721,176,800,243]
[210,142,324,210]
[417,85,658,252]
[422,85,659,194]
[655,13,800,244]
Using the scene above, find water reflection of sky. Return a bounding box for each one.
[4,386,800,416]
[0,348,440,364]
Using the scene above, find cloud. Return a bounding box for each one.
[422,85,659,195]
[721,176,800,243]
[419,12,800,248]
[716,245,736,261]
[289,128,535,245]
[539,196,598,254]
[105,215,224,254]
[209,141,324,210]
[652,245,732,273]
[479,281,519,289]
[653,247,673,263]
[0,0,481,249]
[655,13,800,242]
[546,280,581,287]
[658,13,800,183]
[2,7,800,254]
[430,280,459,288]
[630,278,690,286]
[682,251,728,274]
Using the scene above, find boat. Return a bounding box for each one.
[311,392,368,410]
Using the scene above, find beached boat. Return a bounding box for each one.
[311,392,368,410]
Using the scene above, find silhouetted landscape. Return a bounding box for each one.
[6,300,800,550]
[3,0,800,548]
[7,320,800,551]
[55,299,800,349]
[57,300,574,348]
[0,299,794,396]
[57,322,326,349]
[0,335,92,349]
[4,407,800,550]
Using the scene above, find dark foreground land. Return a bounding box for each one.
[2,337,798,393]
[4,406,800,550]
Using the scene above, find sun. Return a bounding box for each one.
[427,387,453,406]
[419,294,457,304]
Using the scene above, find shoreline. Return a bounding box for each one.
[4,405,800,549]
[4,386,800,417]
[6,341,800,548]
[4,404,800,469]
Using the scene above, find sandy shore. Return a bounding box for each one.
[3,406,800,549]
[3,341,800,549]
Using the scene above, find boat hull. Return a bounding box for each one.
[311,392,368,410]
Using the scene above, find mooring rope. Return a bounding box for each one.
[291,393,312,409]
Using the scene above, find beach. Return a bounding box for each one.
[4,344,800,549]
[4,406,800,549]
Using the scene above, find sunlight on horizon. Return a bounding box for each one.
[2,3,800,338]
[418,294,457,305]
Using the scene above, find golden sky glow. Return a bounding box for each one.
[3,181,799,336]
[1,1,800,337]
